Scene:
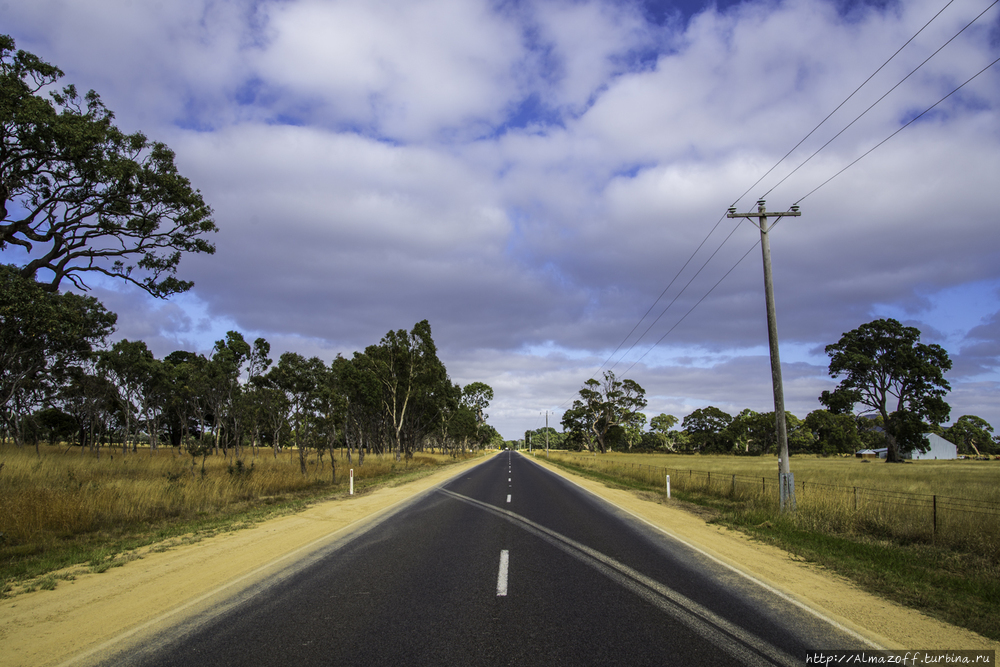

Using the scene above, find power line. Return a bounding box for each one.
[595,0,982,385]
[620,238,763,377]
[764,0,999,200]
[553,1,997,420]
[795,52,1000,204]
[606,217,744,374]
[593,213,730,378]
[732,0,960,208]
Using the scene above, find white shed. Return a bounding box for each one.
[907,433,958,460]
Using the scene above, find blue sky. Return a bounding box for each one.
[5,0,1000,439]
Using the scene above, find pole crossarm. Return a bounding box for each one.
[727,201,801,228]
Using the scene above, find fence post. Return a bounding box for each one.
[853,486,857,511]
[933,495,937,542]
[731,474,736,496]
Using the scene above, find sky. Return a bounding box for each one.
[4,0,1000,440]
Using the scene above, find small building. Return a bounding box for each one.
[858,435,957,460]
[907,433,957,460]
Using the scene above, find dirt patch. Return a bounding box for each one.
[1,453,995,667]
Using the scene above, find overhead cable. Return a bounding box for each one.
[731,0,959,208]
[764,0,999,199]
[795,52,1000,204]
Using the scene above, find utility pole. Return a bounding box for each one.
[727,200,800,511]
[542,410,550,458]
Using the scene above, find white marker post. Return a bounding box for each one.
[350,469,354,495]
[666,474,671,499]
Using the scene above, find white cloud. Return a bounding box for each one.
[4,0,999,438]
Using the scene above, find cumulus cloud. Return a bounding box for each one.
[4,0,999,438]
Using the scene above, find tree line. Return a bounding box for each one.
[0,37,500,464]
[1,283,499,466]
[548,319,996,460]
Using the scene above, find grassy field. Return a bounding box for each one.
[535,450,1000,642]
[549,450,1000,496]
[0,444,481,596]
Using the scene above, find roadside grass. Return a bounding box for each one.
[533,450,1000,642]
[0,444,484,596]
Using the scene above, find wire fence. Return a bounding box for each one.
[549,453,1000,556]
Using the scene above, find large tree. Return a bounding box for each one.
[804,409,863,455]
[682,406,733,453]
[566,370,647,454]
[0,36,216,296]
[0,265,115,448]
[820,318,951,462]
[359,320,449,460]
[946,415,994,456]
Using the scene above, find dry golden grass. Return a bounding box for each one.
[0,444,451,549]
[544,451,1000,557]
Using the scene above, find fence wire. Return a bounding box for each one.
[552,454,1000,552]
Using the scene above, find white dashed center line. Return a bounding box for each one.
[496,550,509,596]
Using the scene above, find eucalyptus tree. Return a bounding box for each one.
[0,265,115,449]
[569,370,647,454]
[821,318,951,462]
[268,352,325,474]
[946,415,995,456]
[432,381,463,456]
[682,406,733,453]
[98,339,165,453]
[733,411,814,455]
[162,351,196,448]
[57,364,116,455]
[208,332,271,458]
[803,409,862,455]
[312,362,347,481]
[333,352,381,464]
[359,320,448,460]
[460,381,494,451]
[0,36,217,297]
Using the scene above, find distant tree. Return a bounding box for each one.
[821,318,951,462]
[737,411,813,455]
[57,364,116,454]
[682,406,733,453]
[33,406,77,446]
[461,382,493,426]
[269,352,325,474]
[98,339,164,454]
[804,409,862,455]
[621,410,647,451]
[360,320,449,460]
[1,265,115,450]
[0,36,217,296]
[725,409,757,453]
[567,371,647,454]
[946,415,995,456]
[647,413,679,451]
[561,402,594,451]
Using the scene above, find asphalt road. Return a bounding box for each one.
[107,451,874,666]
